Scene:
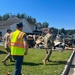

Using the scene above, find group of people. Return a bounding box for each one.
[2,22,54,75]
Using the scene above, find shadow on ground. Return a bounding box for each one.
[46,60,67,65]
[7,62,42,66]
[0,50,7,54]
[8,60,67,66]
[23,62,42,66]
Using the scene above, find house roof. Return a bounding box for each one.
[0,17,33,32]
[0,17,22,26]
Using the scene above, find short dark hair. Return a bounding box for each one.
[17,22,23,28]
[7,29,12,32]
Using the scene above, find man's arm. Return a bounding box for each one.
[23,34,28,55]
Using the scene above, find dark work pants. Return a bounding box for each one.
[13,56,23,75]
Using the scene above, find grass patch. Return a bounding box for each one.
[0,46,72,75]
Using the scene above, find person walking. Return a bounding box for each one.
[2,29,14,65]
[43,28,54,65]
[9,22,28,75]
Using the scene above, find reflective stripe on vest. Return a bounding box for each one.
[18,32,24,44]
[11,42,24,48]
[10,31,24,48]
[18,32,24,39]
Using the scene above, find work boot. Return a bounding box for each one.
[10,60,14,62]
[48,59,52,62]
[43,60,46,65]
[2,60,6,66]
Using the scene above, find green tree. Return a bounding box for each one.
[32,18,36,24]
[16,13,21,18]
[42,22,49,28]
[0,15,2,21]
[20,13,25,18]
[60,28,66,35]
[2,13,10,20]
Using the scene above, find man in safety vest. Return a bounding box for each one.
[9,22,28,75]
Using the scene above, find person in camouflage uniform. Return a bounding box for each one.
[2,29,14,65]
[43,28,54,64]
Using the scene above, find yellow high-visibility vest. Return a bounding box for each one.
[10,29,25,56]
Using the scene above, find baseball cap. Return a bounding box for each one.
[17,22,23,28]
